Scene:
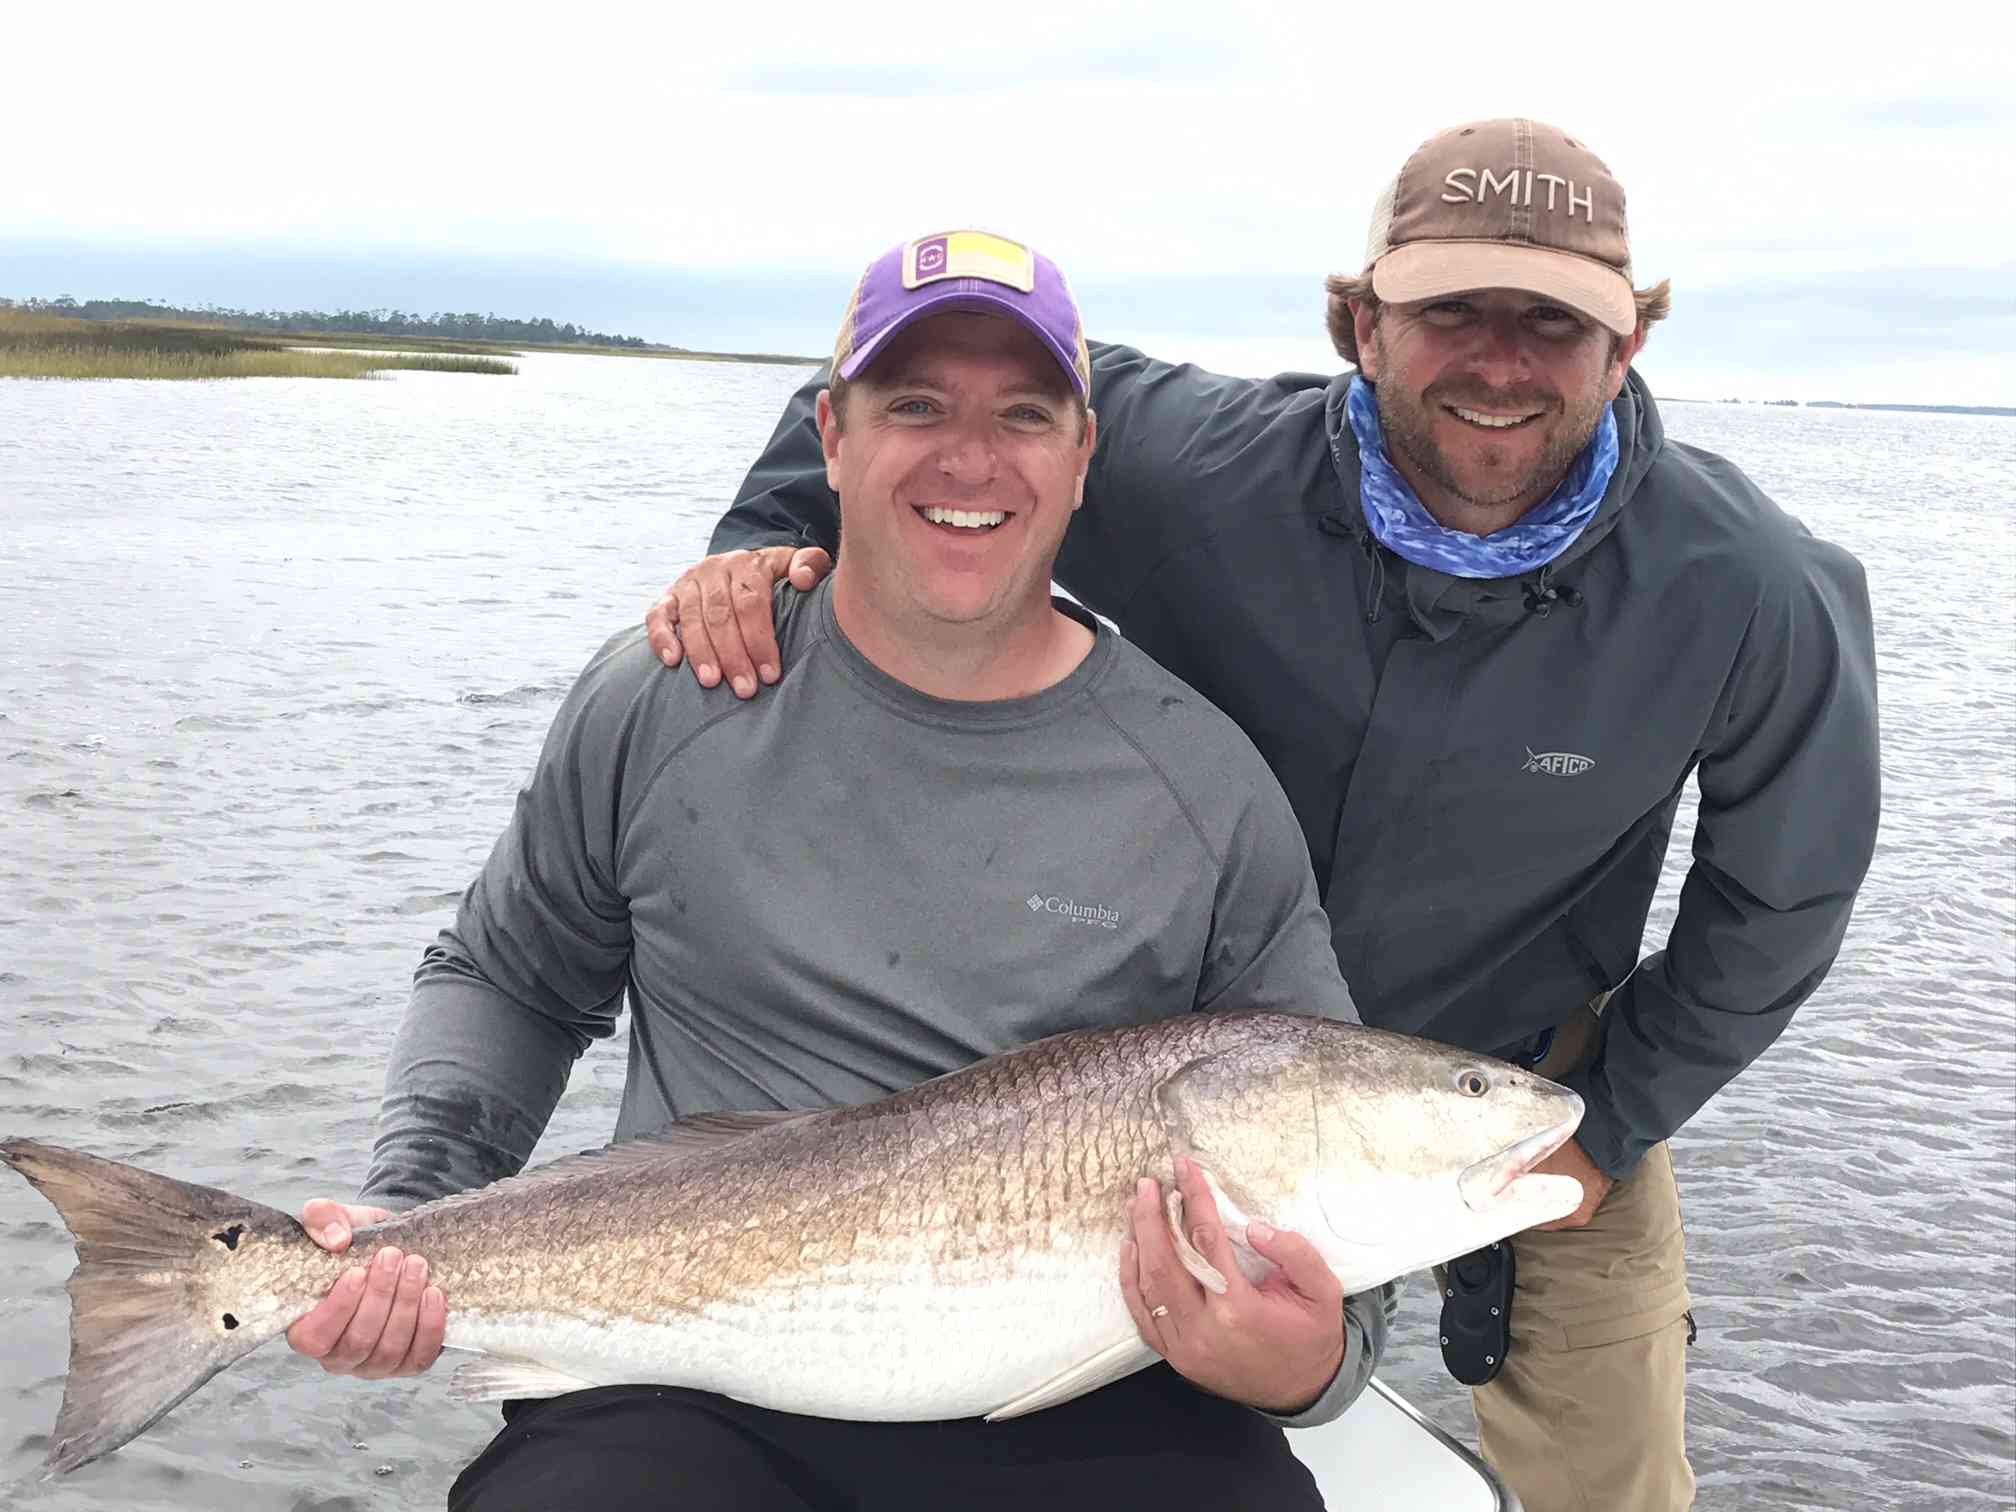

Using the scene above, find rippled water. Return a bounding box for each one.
[2,358,2011,1511]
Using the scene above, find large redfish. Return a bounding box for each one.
[3,1012,1582,1475]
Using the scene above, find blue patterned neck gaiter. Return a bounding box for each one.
[1347,376,1618,581]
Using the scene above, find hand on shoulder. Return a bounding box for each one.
[645,546,832,698]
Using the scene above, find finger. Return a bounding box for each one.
[1244,1220,1344,1306]
[303,1200,393,1253]
[300,1197,356,1253]
[1535,1201,1596,1233]
[355,1255,429,1379]
[786,546,834,589]
[287,1264,367,1358]
[405,1285,449,1374]
[1172,1156,1248,1298]
[1536,1172,1607,1230]
[646,592,683,668]
[321,1246,405,1373]
[669,576,719,687]
[697,556,764,697]
[1127,1177,1169,1265]
[1533,1196,1584,1231]
[729,548,792,687]
[1116,1237,1165,1353]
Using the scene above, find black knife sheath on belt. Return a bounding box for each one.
[1440,1240,1515,1386]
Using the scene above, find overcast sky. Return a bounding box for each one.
[8,1,2012,402]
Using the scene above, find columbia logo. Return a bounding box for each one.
[1025,894,1121,929]
[1523,748,1595,777]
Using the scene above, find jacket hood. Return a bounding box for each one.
[1323,367,1666,640]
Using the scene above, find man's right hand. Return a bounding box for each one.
[286,1198,447,1379]
[644,545,833,698]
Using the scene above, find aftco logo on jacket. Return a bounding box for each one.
[1523,748,1596,777]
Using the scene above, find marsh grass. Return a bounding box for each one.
[0,310,516,380]
[281,329,812,363]
[274,330,523,357]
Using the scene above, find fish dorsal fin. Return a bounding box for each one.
[983,1336,1157,1421]
[447,1355,601,1403]
[396,1111,817,1221]
[649,1109,815,1150]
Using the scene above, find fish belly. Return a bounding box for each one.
[445,1244,1138,1421]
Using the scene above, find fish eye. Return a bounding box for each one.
[1455,1069,1491,1097]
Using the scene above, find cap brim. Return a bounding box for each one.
[837,286,1088,397]
[1373,242,1636,336]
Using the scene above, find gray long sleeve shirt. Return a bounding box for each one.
[709,352,1883,1179]
[363,581,1382,1424]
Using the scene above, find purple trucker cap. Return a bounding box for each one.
[831,229,1091,399]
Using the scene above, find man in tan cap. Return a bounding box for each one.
[641,120,1882,1512]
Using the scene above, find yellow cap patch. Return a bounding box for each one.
[902,230,1036,293]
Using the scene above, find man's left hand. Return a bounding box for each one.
[1119,1156,1345,1414]
[1528,1137,1614,1230]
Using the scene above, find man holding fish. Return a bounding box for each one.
[4,217,1602,1502]
[280,230,1415,1507]
[636,121,1883,1512]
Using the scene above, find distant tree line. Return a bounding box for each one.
[0,296,653,349]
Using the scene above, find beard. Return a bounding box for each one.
[1373,361,1609,519]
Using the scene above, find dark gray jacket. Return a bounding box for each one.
[713,343,1881,1177]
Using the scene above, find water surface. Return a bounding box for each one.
[2,359,2010,1510]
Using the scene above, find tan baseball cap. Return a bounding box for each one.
[1365,118,1637,336]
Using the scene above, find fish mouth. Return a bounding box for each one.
[1457,1112,1582,1214]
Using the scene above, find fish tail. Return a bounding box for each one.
[1,1137,302,1476]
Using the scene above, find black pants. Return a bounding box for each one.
[448,1365,1326,1511]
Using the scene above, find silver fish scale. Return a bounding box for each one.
[366,1014,1260,1322]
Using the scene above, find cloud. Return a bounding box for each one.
[1848,98,2007,129]
[3,0,2009,400]
[741,41,1229,96]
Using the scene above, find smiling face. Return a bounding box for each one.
[820,310,1095,659]
[1353,289,1642,535]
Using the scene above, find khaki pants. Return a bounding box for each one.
[1457,1005,1697,1512]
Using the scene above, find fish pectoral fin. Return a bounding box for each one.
[446,1356,599,1404]
[1163,1188,1229,1295]
[983,1337,1158,1421]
